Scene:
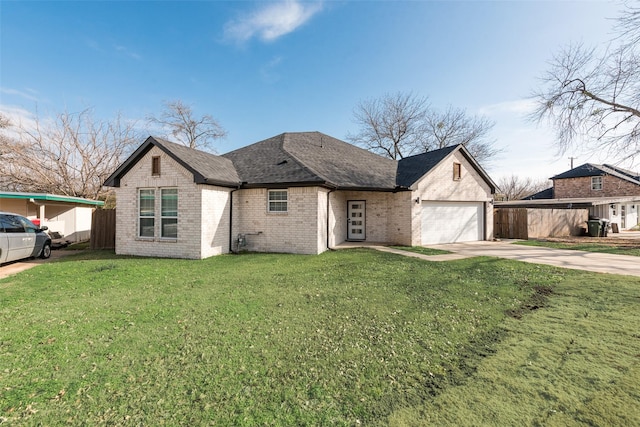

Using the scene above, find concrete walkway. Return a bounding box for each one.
[335,241,640,277]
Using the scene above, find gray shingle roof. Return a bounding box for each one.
[105,132,495,193]
[522,187,554,200]
[552,163,640,186]
[223,132,398,189]
[396,145,458,188]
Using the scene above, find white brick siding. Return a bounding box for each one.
[231,187,324,255]
[114,147,493,258]
[329,191,412,246]
[115,146,232,259]
[410,150,494,244]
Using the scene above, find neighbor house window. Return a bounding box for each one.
[453,162,462,180]
[152,156,161,176]
[591,176,603,190]
[268,190,288,212]
[161,188,178,238]
[139,189,155,237]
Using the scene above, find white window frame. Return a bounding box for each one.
[591,176,603,190]
[138,188,155,238]
[160,188,178,239]
[268,189,288,213]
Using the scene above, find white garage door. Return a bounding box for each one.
[421,201,484,245]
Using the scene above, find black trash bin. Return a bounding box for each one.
[587,220,601,237]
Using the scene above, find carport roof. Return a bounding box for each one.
[495,196,640,209]
[0,192,104,207]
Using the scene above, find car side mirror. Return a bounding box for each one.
[39,226,48,231]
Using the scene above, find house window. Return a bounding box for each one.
[139,189,155,237]
[161,188,178,239]
[591,176,603,190]
[152,156,161,176]
[453,162,462,180]
[268,190,288,212]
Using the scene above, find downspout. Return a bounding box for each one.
[326,189,336,251]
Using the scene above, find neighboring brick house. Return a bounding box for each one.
[499,163,640,234]
[104,132,497,259]
[551,163,640,230]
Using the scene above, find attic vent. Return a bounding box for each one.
[277,160,288,165]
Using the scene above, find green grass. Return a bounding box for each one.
[1,249,639,425]
[516,239,640,257]
[388,245,452,255]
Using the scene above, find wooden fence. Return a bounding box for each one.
[90,209,116,250]
[494,208,528,239]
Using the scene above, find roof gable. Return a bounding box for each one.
[396,145,458,188]
[397,144,497,192]
[104,136,241,188]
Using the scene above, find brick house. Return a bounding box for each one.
[496,163,640,236]
[104,132,496,259]
[551,163,640,230]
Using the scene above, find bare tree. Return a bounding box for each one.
[347,92,499,164]
[147,100,227,151]
[422,106,499,162]
[0,109,140,200]
[496,175,551,201]
[347,92,429,160]
[531,2,640,161]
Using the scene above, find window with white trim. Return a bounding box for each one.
[591,176,603,190]
[139,189,155,237]
[268,189,288,212]
[161,188,178,238]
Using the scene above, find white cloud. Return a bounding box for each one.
[0,104,39,138]
[115,45,141,60]
[477,98,536,117]
[224,0,323,43]
[260,56,283,83]
[0,87,40,103]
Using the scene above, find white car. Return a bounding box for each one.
[0,212,52,264]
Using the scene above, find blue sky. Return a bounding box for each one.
[0,0,625,183]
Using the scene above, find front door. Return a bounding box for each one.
[347,200,366,240]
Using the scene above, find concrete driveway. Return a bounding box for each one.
[0,250,67,280]
[424,240,640,277]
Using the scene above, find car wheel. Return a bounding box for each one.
[40,242,52,259]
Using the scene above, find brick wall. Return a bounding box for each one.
[328,191,412,246]
[115,146,231,259]
[554,176,640,198]
[231,186,322,254]
[411,150,494,244]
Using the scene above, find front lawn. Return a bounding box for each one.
[517,239,640,256]
[1,249,638,425]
